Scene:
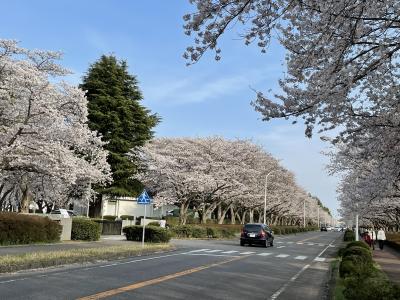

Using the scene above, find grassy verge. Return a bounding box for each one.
[0,243,174,273]
[330,259,346,300]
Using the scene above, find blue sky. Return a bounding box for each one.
[0,0,340,216]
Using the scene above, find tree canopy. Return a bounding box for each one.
[183,0,400,229]
[80,55,159,197]
[0,40,111,212]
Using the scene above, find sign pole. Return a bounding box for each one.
[142,204,146,248]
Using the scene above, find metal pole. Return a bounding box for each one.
[142,204,146,248]
[264,174,268,225]
[87,180,91,218]
[317,207,320,228]
[303,199,306,227]
[355,213,359,241]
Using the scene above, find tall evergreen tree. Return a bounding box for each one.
[80,55,159,196]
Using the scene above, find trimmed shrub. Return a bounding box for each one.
[102,215,116,221]
[0,213,61,245]
[342,246,372,262]
[123,225,171,243]
[343,229,355,241]
[71,218,101,241]
[148,221,161,227]
[120,215,134,221]
[345,240,370,251]
[164,216,179,226]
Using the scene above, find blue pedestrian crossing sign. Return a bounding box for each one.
[137,190,152,205]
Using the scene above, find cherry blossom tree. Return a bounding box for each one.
[136,137,328,225]
[0,40,111,212]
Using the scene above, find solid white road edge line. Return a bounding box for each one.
[270,264,311,300]
[269,236,338,299]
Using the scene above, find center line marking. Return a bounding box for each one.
[270,264,310,300]
[77,256,246,300]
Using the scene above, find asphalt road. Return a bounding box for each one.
[0,231,342,300]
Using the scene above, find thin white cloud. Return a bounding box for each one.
[144,67,279,105]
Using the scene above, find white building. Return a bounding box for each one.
[101,196,177,219]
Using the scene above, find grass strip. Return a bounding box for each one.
[0,243,174,273]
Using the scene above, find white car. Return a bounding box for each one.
[326,226,333,231]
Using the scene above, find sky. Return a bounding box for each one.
[0,0,340,217]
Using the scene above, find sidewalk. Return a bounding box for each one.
[0,235,136,256]
[373,244,400,284]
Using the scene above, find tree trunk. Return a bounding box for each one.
[230,206,236,224]
[249,208,254,223]
[20,179,31,213]
[218,204,231,224]
[179,202,189,225]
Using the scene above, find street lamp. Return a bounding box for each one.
[264,170,277,225]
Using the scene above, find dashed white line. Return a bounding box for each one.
[296,242,304,245]
[276,254,289,258]
[276,246,286,249]
[257,253,273,256]
[189,249,210,252]
[204,249,223,253]
[294,256,307,260]
[221,250,239,254]
[240,251,256,255]
[314,257,326,262]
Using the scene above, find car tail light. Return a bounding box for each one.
[241,228,245,237]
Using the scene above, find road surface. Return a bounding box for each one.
[0,231,342,299]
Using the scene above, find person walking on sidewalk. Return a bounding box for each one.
[371,229,376,250]
[377,229,386,250]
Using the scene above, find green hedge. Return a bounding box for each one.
[0,213,61,245]
[170,225,237,239]
[102,215,116,221]
[338,244,400,299]
[148,221,161,227]
[270,226,318,235]
[343,229,355,241]
[71,218,101,241]
[120,215,134,221]
[123,226,171,243]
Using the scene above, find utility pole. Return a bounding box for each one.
[317,206,320,228]
[303,199,306,227]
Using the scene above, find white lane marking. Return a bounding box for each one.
[270,264,310,300]
[277,246,286,249]
[221,250,239,254]
[314,257,326,262]
[204,249,223,253]
[276,241,284,244]
[296,242,304,245]
[239,251,255,255]
[270,236,338,299]
[276,254,289,258]
[317,244,325,247]
[307,243,315,246]
[189,249,210,252]
[294,256,307,260]
[258,253,273,256]
[185,253,240,257]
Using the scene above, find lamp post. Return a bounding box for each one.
[264,171,276,225]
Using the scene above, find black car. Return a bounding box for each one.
[321,226,327,231]
[240,223,274,247]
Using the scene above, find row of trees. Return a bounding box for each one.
[136,137,331,225]
[0,40,158,213]
[183,0,400,229]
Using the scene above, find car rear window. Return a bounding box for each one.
[244,225,262,231]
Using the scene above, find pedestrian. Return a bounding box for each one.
[371,230,376,250]
[364,231,372,248]
[377,228,386,250]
